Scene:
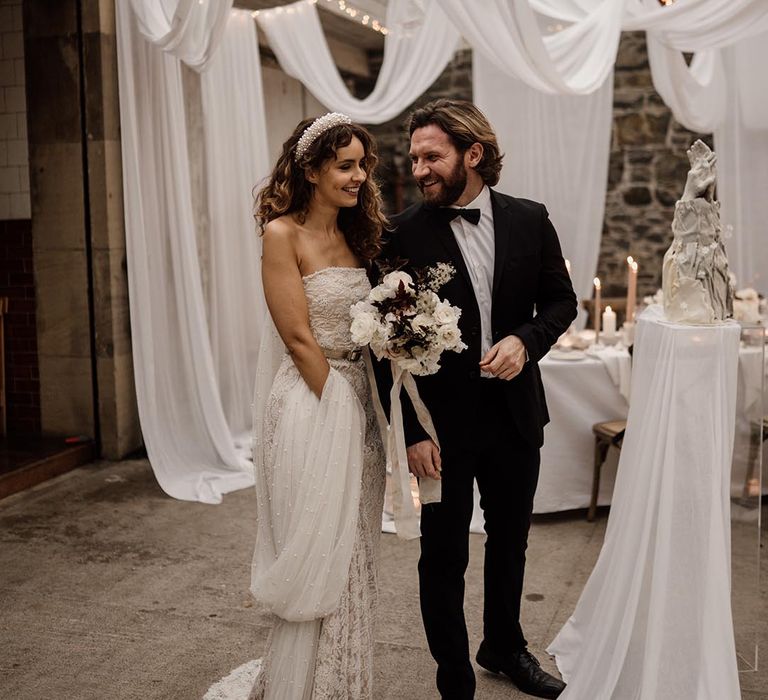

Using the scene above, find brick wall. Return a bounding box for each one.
[0,0,30,220]
[0,218,40,434]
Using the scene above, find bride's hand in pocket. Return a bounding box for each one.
[406,439,442,480]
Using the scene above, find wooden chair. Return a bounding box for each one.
[589,420,627,521]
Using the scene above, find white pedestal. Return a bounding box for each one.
[548,306,742,700]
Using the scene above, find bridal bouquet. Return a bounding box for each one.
[350,263,467,376]
[349,263,466,540]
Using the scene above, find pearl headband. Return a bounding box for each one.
[294,112,353,161]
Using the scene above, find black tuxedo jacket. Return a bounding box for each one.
[377,189,577,448]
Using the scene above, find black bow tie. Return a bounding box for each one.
[434,207,481,226]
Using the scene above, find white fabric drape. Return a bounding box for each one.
[117,2,269,502]
[256,0,460,124]
[548,305,742,700]
[441,0,624,95]
[202,11,269,438]
[623,0,768,49]
[716,36,768,293]
[474,55,613,306]
[129,0,232,69]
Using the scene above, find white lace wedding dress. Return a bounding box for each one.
[247,266,386,700]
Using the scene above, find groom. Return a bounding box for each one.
[381,100,576,699]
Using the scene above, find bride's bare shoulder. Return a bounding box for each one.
[263,215,299,241]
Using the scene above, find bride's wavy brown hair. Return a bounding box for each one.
[255,118,387,262]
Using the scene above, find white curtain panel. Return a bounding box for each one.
[716,36,768,292]
[116,1,269,502]
[474,53,613,308]
[201,10,270,440]
[256,0,460,124]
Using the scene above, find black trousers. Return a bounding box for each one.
[418,379,541,700]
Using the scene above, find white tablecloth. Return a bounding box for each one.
[548,307,742,700]
[534,354,630,514]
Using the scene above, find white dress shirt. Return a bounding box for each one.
[448,185,495,376]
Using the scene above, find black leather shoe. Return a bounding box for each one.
[476,645,566,699]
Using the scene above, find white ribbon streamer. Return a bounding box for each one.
[384,364,442,541]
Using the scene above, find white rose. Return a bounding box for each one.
[350,312,377,345]
[370,284,396,302]
[371,322,390,344]
[351,300,376,316]
[433,300,460,325]
[416,290,440,313]
[437,324,463,349]
[382,270,414,292]
[411,313,435,332]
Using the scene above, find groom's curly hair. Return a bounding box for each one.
[407,99,504,186]
[254,118,386,263]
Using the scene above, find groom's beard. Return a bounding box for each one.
[418,160,468,207]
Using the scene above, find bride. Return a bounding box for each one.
[248,113,387,700]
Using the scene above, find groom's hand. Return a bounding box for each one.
[406,439,442,480]
[480,335,527,380]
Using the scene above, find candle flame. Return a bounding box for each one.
[627,255,634,265]
[631,261,638,272]
[594,277,601,289]
[605,305,612,312]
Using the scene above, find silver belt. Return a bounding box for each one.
[324,347,363,362]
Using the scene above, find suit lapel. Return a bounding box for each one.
[490,189,513,300]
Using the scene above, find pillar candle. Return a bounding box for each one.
[626,256,638,323]
[602,305,617,336]
[593,277,602,338]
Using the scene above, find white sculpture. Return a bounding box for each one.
[662,140,734,324]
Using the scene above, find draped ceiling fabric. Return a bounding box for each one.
[116,2,267,503]
[255,0,461,124]
[116,0,768,503]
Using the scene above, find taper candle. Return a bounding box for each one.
[626,256,638,323]
[593,277,602,339]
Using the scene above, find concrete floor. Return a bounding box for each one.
[0,459,765,700]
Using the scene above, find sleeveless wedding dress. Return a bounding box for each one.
[248,266,386,700]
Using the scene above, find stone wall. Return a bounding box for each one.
[367,34,708,300]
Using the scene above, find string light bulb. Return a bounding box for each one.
[255,0,389,35]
